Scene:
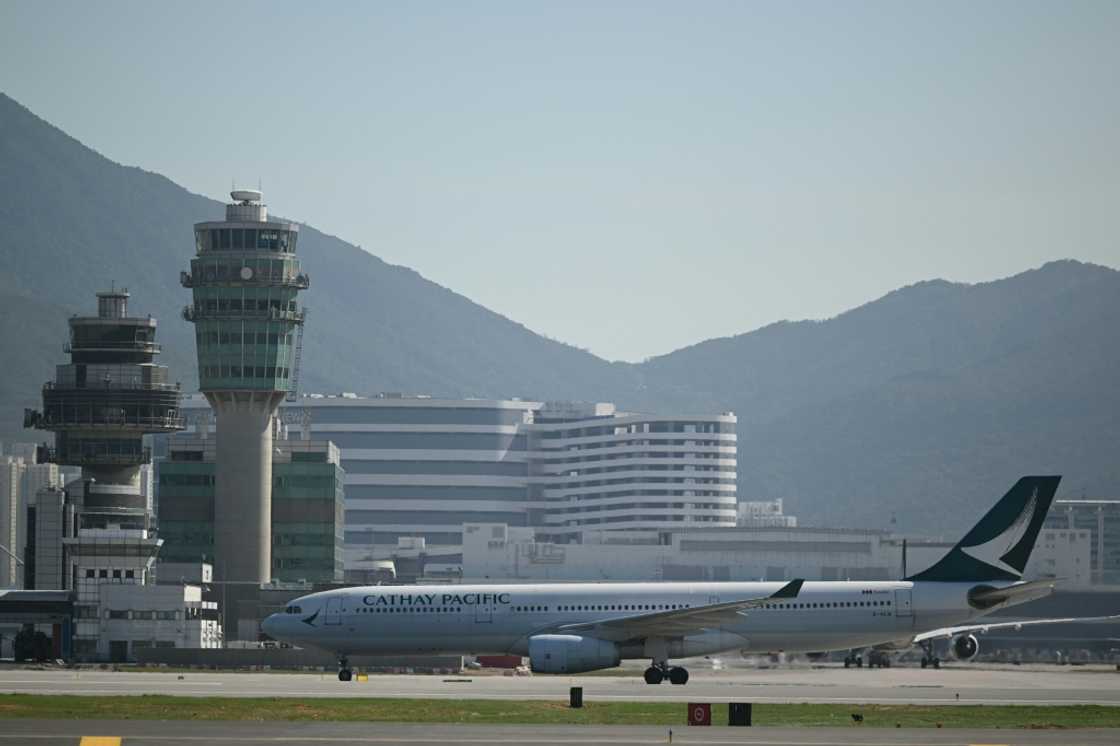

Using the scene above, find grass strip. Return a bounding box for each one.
[0,695,1118,728]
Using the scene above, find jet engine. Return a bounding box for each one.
[528,634,620,674]
[951,633,980,661]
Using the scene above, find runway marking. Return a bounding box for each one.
[78,739,121,746]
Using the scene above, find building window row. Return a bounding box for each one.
[106,609,184,620]
[201,365,290,380]
[192,258,298,283]
[194,297,297,314]
[84,568,136,580]
[197,227,296,253]
[197,330,294,347]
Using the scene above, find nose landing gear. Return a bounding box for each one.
[337,655,352,682]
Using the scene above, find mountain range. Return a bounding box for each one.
[2,91,1117,535]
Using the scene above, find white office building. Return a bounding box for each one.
[97,583,220,662]
[529,402,737,540]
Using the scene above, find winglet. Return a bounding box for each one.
[771,579,804,599]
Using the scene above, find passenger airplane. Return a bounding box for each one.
[262,476,1111,683]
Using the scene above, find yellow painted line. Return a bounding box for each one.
[79,739,121,746]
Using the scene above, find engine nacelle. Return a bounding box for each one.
[951,633,980,661]
[528,634,620,674]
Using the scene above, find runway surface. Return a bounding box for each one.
[1,721,1118,746]
[2,664,1119,705]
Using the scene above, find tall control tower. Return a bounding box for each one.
[182,190,308,584]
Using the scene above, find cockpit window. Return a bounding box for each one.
[285,605,302,614]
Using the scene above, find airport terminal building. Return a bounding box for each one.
[178,395,737,582]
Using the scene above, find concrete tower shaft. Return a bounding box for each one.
[182,190,308,584]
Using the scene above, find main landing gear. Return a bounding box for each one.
[338,655,352,682]
[918,640,940,669]
[644,662,689,685]
[843,653,863,668]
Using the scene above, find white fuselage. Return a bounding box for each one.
[263,580,994,660]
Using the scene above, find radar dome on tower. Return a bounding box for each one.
[231,189,263,203]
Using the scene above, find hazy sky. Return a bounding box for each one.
[2,2,1117,361]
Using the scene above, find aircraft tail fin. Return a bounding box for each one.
[907,476,1060,582]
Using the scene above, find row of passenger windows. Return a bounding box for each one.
[357,606,463,614]
[200,365,290,379]
[762,600,891,609]
[558,603,688,612]
[198,228,296,252]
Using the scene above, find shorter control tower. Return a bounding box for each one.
[25,290,183,651]
[182,190,308,585]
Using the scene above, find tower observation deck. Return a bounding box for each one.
[181,190,308,584]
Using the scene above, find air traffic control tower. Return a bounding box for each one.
[182,190,308,584]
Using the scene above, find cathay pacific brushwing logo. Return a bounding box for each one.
[302,609,320,627]
[959,488,1038,577]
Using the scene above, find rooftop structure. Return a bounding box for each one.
[182,190,308,585]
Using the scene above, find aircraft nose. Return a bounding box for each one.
[261,613,279,638]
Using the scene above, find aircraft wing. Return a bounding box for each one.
[554,579,803,641]
[912,614,1120,644]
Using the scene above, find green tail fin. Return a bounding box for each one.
[907,476,1060,582]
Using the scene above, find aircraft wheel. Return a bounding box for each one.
[855,656,863,668]
[668,667,689,685]
[338,669,352,682]
[920,657,928,669]
[643,666,664,685]
[932,658,941,669]
[843,657,851,669]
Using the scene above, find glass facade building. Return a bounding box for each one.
[157,437,345,583]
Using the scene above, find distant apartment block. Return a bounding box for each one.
[178,395,737,581]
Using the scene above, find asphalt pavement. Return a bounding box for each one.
[1,664,1118,705]
[1,721,1118,746]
